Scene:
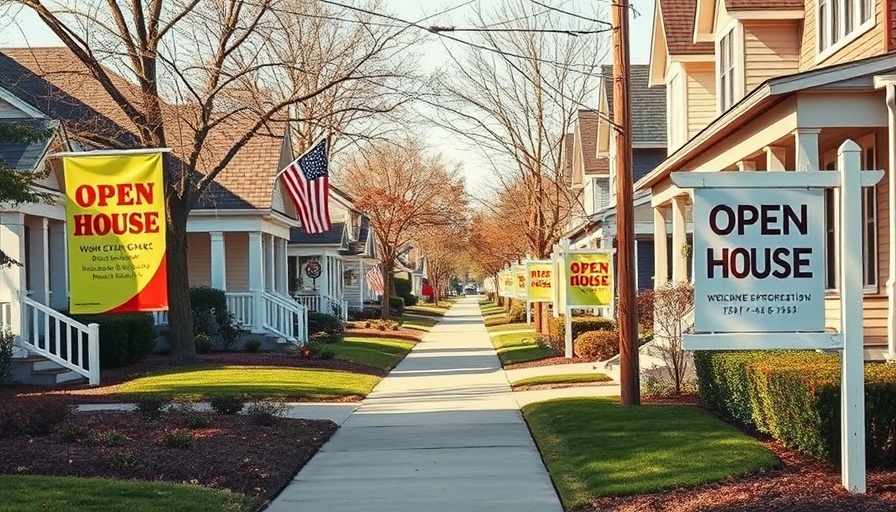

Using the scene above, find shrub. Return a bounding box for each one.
[218,312,243,351]
[185,414,211,429]
[246,401,288,426]
[69,312,155,369]
[508,302,526,323]
[694,350,896,467]
[308,312,345,336]
[190,286,228,336]
[161,429,194,449]
[349,306,381,320]
[404,294,419,307]
[636,288,655,331]
[319,347,336,359]
[244,338,262,353]
[389,296,405,315]
[547,315,616,353]
[104,450,139,468]
[394,276,413,305]
[209,395,245,415]
[133,395,171,421]
[194,333,213,354]
[0,398,73,437]
[0,326,14,384]
[61,425,89,443]
[573,330,618,361]
[91,429,128,447]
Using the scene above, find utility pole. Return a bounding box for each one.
[612,0,639,406]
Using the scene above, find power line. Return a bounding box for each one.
[427,26,610,36]
[529,0,612,26]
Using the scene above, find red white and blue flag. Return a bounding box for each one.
[279,138,332,234]
[366,263,385,295]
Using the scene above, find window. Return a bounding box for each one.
[818,0,874,55]
[822,139,878,291]
[718,29,736,112]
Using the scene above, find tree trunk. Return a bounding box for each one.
[166,197,196,362]
[380,263,391,320]
[533,302,542,332]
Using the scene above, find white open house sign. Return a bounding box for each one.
[671,140,883,495]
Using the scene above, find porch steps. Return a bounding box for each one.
[10,355,86,386]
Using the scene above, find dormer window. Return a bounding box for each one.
[818,0,874,60]
[718,28,736,113]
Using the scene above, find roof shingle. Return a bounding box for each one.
[658,0,714,55]
[725,0,803,9]
[0,47,286,211]
[601,65,667,145]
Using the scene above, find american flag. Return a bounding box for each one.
[280,138,332,234]
[366,263,385,295]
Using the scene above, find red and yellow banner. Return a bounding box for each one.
[63,151,168,314]
[526,261,552,302]
[565,251,613,307]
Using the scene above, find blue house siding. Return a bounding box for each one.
[636,240,654,291]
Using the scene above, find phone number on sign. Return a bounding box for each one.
[722,306,798,315]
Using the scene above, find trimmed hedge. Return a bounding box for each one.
[573,330,618,361]
[547,315,616,353]
[308,312,344,335]
[508,302,526,323]
[71,313,155,369]
[694,350,896,467]
[190,286,228,336]
[389,296,405,315]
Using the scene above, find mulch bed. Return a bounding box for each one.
[504,356,594,370]
[582,394,896,512]
[0,352,385,403]
[0,408,337,511]
[344,327,424,341]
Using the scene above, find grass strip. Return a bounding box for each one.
[523,397,779,509]
[331,336,415,371]
[511,372,611,387]
[118,366,380,399]
[0,475,254,512]
[487,322,533,333]
[491,331,555,366]
[401,313,439,332]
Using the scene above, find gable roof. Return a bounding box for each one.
[574,110,606,176]
[601,65,667,145]
[0,47,289,212]
[658,0,714,55]
[0,118,59,172]
[289,222,347,246]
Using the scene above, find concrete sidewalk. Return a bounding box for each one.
[266,297,563,512]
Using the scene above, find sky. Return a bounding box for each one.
[0,0,656,191]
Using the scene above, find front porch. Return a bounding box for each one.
[639,55,896,358]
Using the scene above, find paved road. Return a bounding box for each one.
[266,297,564,512]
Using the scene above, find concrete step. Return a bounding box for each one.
[10,354,85,386]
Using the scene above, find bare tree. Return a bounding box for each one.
[430,0,606,329]
[651,283,695,394]
[338,138,467,319]
[11,0,421,360]
[415,222,469,305]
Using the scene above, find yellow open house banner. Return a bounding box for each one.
[526,261,552,302]
[513,265,527,299]
[565,251,613,307]
[63,151,168,314]
[499,271,514,297]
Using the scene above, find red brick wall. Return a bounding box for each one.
[890,0,896,52]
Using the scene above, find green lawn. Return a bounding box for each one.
[0,475,254,512]
[490,331,556,366]
[523,398,779,510]
[487,322,532,333]
[405,304,448,317]
[479,301,511,327]
[117,366,380,399]
[331,336,415,371]
[511,373,612,387]
[401,313,439,332]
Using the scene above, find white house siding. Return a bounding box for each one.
[685,63,716,138]
[225,232,250,291]
[744,22,801,93]
[0,98,22,118]
[186,232,211,287]
[343,260,363,309]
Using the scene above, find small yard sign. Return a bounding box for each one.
[525,260,553,302]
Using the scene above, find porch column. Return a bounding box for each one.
[319,255,330,297]
[48,221,68,310]
[27,217,49,305]
[264,234,275,292]
[765,145,787,171]
[210,231,226,290]
[886,84,896,358]
[736,160,756,172]
[274,237,287,295]
[671,196,688,283]
[0,212,26,334]
[653,206,668,288]
[793,128,821,171]
[248,231,264,332]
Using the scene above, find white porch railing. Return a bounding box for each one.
[262,291,307,343]
[152,311,168,325]
[225,292,255,329]
[294,294,348,321]
[293,294,322,313]
[19,295,100,385]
